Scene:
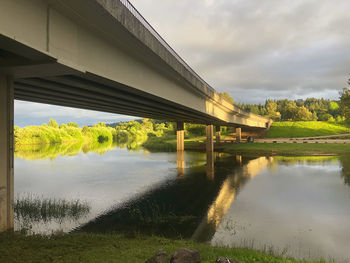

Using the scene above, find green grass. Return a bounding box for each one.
[142,134,178,152]
[15,125,116,146]
[143,135,350,156]
[267,121,350,138]
[0,232,331,263]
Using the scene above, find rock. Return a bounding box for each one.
[146,249,168,263]
[169,248,201,263]
[215,257,237,263]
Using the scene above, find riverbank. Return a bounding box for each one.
[0,232,330,263]
[143,139,350,156]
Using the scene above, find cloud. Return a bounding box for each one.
[14,100,137,127]
[15,1,350,124]
[131,0,350,103]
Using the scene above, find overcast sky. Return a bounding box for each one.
[15,0,350,126]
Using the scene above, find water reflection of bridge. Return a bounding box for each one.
[77,154,272,241]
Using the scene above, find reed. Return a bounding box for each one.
[14,194,90,225]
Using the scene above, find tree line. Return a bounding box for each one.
[236,87,350,122]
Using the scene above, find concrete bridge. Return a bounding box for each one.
[0,0,271,231]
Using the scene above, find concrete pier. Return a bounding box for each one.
[177,122,184,151]
[236,128,242,143]
[0,74,14,232]
[206,125,214,153]
[215,126,221,143]
[206,125,214,179]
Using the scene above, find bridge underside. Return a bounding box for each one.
[1,34,261,129]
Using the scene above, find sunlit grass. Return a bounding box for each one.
[267,121,350,138]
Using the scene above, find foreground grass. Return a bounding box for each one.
[267,121,350,138]
[0,232,330,263]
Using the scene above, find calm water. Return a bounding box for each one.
[14,142,350,262]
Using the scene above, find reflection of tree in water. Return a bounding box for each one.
[15,141,85,161]
[340,155,350,186]
[14,135,148,161]
[276,155,350,187]
[115,135,148,152]
[273,156,339,166]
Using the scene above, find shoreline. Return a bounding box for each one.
[14,137,350,157]
[143,140,350,156]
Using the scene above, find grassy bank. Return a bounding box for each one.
[143,137,350,156]
[266,121,350,138]
[0,232,329,263]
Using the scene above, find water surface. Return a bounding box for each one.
[14,142,350,262]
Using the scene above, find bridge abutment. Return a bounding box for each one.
[0,74,14,232]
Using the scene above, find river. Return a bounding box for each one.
[14,141,350,262]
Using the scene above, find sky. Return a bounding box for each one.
[15,0,350,126]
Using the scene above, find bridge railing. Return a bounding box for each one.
[119,0,215,94]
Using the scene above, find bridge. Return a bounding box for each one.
[0,0,271,231]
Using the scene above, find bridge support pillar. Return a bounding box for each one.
[206,124,214,152]
[215,126,221,143]
[177,122,184,151]
[0,74,14,232]
[236,128,241,143]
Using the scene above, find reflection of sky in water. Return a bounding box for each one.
[14,148,188,233]
[212,161,350,262]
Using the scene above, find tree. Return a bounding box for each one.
[48,118,58,128]
[319,113,333,122]
[265,100,281,120]
[94,122,106,127]
[293,106,313,121]
[142,118,153,133]
[281,101,298,120]
[329,101,339,112]
[312,111,318,121]
[82,126,89,135]
[328,101,340,117]
[339,88,350,122]
[67,122,79,128]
